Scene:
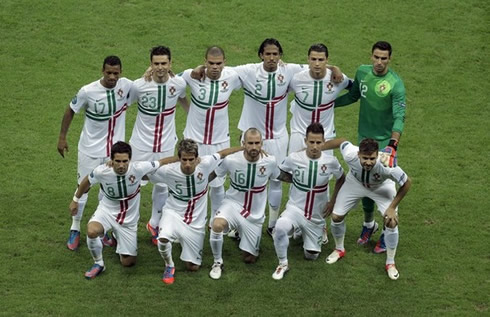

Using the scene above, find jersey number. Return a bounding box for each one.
[254,84,262,96]
[294,169,305,183]
[94,102,106,114]
[198,88,207,101]
[141,96,157,109]
[234,172,246,186]
[360,82,368,98]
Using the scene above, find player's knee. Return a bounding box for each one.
[331,213,345,223]
[120,255,137,267]
[86,222,103,238]
[185,262,200,271]
[211,218,227,232]
[304,250,319,261]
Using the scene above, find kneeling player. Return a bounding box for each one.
[149,139,242,284]
[69,142,177,280]
[272,123,345,280]
[323,138,411,280]
[208,128,279,279]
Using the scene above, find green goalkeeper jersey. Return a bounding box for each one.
[335,65,406,147]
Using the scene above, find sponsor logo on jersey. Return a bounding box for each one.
[71,95,78,104]
[375,80,391,97]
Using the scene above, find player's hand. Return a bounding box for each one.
[57,139,68,158]
[69,200,78,216]
[383,207,398,228]
[323,201,334,218]
[330,66,343,84]
[380,139,398,167]
[105,160,113,167]
[190,65,206,80]
[143,66,153,82]
[278,59,285,67]
[260,149,269,158]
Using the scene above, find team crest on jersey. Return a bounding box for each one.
[169,86,176,96]
[221,81,229,92]
[375,80,391,97]
[373,173,381,181]
[129,175,136,184]
[71,95,78,104]
[258,166,267,177]
[277,74,285,86]
[319,164,329,175]
[117,88,124,99]
[196,172,204,182]
[325,82,334,94]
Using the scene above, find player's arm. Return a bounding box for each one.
[57,107,75,158]
[157,156,179,167]
[326,65,343,84]
[178,96,190,113]
[208,171,217,183]
[384,176,411,227]
[69,176,91,216]
[190,65,206,80]
[335,70,360,107]
[324,173,345,218]
[216,146,243,159]
[277,169,293,183]
[320,137,347,151]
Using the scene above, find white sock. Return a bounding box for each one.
[87,236,104,266]
[210,230,224,263]
[268,180,282,228]
[330,219,346,251]
[384,226,399,265]
[158,241,174,267]
[274,218,293,264]
[71,192,88,231]
[150,184,167,227]
[363,220,375,229]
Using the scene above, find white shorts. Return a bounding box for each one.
[89,206,138,256]
[131,146,174,162]
[158,209,205,265]
[280,206,324,252]
[289,133,333,156]
[258,130,289,165]
[215,199,262,256]
[333,173,397,217]
[197,141,229,187]
[78,151,109,184]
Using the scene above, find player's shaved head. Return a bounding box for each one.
[359,138,379,154]
[308,43,328,58]
[205,46,225,59]
[372,41,392,56]
[150,45,172,61]
[178,138,199,158]
[244,128,262,141]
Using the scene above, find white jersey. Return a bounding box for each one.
[129,77,186,153]
[149,154,221,229]
[88,161,160,225]
[70,78,133,158]
[280,151,344,224]
[340,141,408,188]
[234,63,305,139]
[181,68,241,145]
[215,152,280,223]
[289,70,351,138]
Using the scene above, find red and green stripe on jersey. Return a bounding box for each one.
[229,163,266,218]
[169,174,208,224]
[243,73,288,139]
[361,169,371,188]
[100,176,141,225]
[191,80,228,144]
[292,160,328,220]
[294,80,334,123]
[85,89,128,156]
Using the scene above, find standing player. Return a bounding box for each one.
[181,46,242,225]
[335,41,407,252]
[322,138,411,280]
[129,46,189,246]
[149,139,242,284]
[271,123,345,280]
[58,56,133,251]
[69,142,178,279]
[208,128,279,280]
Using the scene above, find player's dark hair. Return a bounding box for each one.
[258,38,283,58]
[372,41,392,56]
[103,55,122,70]
[150,45,172,61]
[178,138,199,158]
[111,141,132,160]
[244,128,262,141]
[206,46,225,59]
[359,138,379,154]
[308,43,329,58]
[306,122,324,137]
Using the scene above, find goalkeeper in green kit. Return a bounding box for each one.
[335,41,406,253]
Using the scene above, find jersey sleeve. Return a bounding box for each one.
[214,158,228,178]
[230,64,250,80]
[148,165,169,184]
[335,68,361,107]
[138,161,160,175]
[201,153,222,175]
[391,79,407,134]
[388,166,408,187]
[340,141,358,164]
[87,166,102,185]
[128,80,140,105]
[70,87,88,113]
[180,69,193,84]
[269,159,281,180]
[328,157,344,180]
[279,155,294,173]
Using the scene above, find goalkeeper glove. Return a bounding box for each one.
[380,139,398,167]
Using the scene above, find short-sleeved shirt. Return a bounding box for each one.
[70,78,133,157]
[129,77,186,153]
[289,69,351,139]
[340,141,408,187]
[88,161,160,225]
[181,68,241,145]
[280,151,344,224]
[234,63,305,140]
[215,152,280,223]
[149,154,221,229]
